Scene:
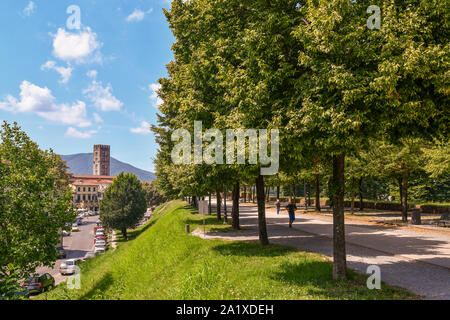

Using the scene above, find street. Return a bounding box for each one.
[36,215,99,286]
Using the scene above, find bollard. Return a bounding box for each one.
[411,208,421,225]
[185,224,190,233]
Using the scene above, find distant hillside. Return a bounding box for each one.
[61,153,156,182]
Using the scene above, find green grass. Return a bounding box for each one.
[38,200,418,300]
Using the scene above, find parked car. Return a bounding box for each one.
[94,247,106,255]
[94,240,107,248]
[59,259,81,275]
[95,236,106,242]
[82,251,96,261]
[71,224,79,232]
[21,273,55,295]
[95,231,104,237]
[62,230,71,237]
[56,246,67,259]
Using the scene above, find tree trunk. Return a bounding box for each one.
[232,181,240,230]
[358,177,364,211]
[252,186,255,203]
[243,187,247,203]
[291,184,296,202]
[223,187,228,224]
[122,228,127,240]
[332,153,347,280]
[307,184,311,206]
[266,186,270,202]
[256,174,269,245]
[315,173,321,211]
[401,171,408,222]
[304,180,307,209]
[351,177,355,214]
[216,188,221,221]
[276,185,280,200]
[208,193,211,215]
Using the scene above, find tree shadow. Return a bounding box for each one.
[79,273,114,300]
[211,241,296,258]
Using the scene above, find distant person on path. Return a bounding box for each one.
[275,199,281,215]
[285,199,297,228]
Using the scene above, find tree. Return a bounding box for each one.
[291,0,448,279]
[144,183,166,208]
[0,122,74,298]
[100,173,147,240]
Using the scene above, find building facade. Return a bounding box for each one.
[93,145,111,176]
[71,174,115,212]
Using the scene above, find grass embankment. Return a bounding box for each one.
[39,200,417,300]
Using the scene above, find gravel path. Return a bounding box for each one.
[196,201,450,300]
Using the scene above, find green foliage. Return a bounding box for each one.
[144,183,167,207]
[100,173,147,238]
[0,121,75,298]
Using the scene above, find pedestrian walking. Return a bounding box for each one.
[275,199,281,215]
[285,198,297,228]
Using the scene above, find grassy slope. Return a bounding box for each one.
[39,200,417,300]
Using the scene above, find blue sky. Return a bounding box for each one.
[0,0,175,172]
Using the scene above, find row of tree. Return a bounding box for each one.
[151,0,448,279]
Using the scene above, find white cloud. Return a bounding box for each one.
[126,9,153,23]
[65,127,98,139]
[93,113,103,123]
[149,83,163,108]
[0,81,91,127]
[83,81,123,111]
[23,1,36,17]
[87,70,98,79]
[41,61,73,84]
[52,27,101,63]
[130,121,151,135]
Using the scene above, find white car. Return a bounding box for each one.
[71,224,79,232]
[59,259,81,275]
[94,240,107,247]
[94,247,106,255]
[95,231,104,237]
[62,230,71,237]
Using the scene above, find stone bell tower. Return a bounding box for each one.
[93,145,110,176]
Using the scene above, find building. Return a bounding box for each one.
[71,174,115,212]
[93,145,110,176]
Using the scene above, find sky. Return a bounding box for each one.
[0,0,175,172]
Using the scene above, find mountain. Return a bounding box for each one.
[61,153,156,182]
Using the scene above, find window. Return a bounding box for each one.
[83,187,86,192]
[93,187,96,192]
[88,195,91,201]
[77,195,80,201]
[78,187,80,192]
[83,195,85,201]
[88,187,91,192]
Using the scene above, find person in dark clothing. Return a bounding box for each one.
[285,198,297,228]
[275,199,281,215]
